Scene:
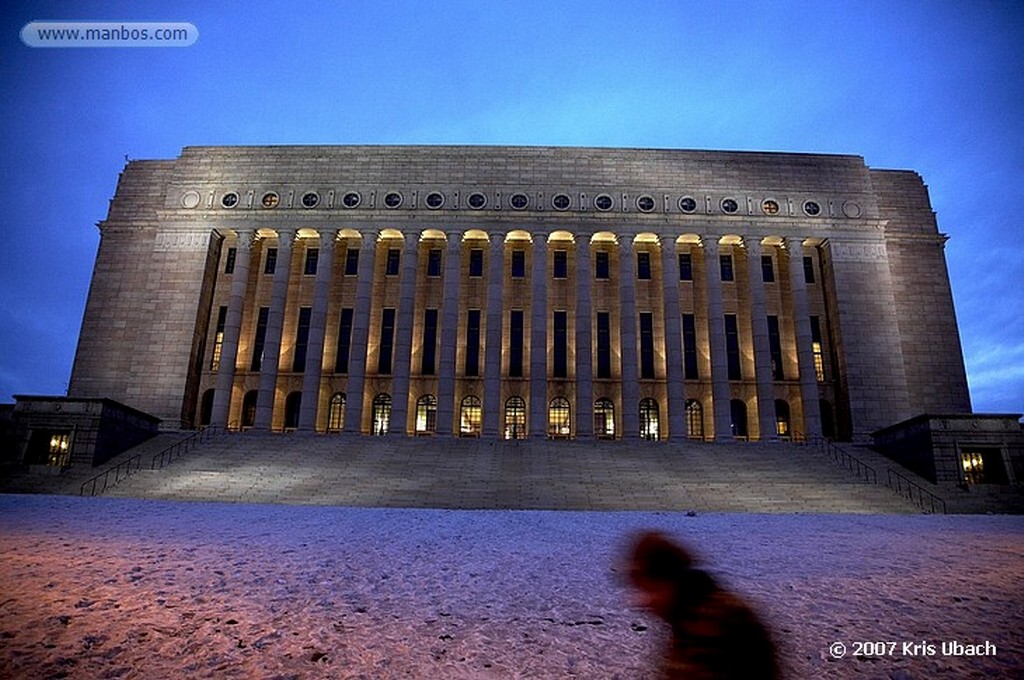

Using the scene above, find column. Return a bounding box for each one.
[786,237,823,439]
[389,233,420,435]
[746,238,778,441]
[482,233,504,437]
[661,235,686,441]
[343,232,377,433]
[435,233,461,436]
[211,230,253,428]
[529,233,548,438]
[298,230,336,431]
[574,235,593,438]
[619,235,640,439]
[704,237,733,440]
[254,229,295,430]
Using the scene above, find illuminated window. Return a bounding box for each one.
[775,399,791,439]
[460,396,482,437]
[504,396,526,440]
[210,306,227,370]
[594,398,615,439]
[47,432,71,468]
[639,398,660,441]
[548,397,571,438]
[372,394,392,436]
[685,399,704,439]
[810,316,826,382]
[961,449,1009,485]
[415,395,437,435]
[327,393,345,432]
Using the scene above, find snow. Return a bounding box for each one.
[1,495,1021,679]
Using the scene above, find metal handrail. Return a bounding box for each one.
[887,468,947,514]
[151,425,224,470]
[808,434,878,484]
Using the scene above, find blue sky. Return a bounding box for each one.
[2,1,1022,415]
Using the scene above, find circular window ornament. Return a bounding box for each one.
[636,195,656,213]
[261,192,280,209]
[761,199,780,215]
[181,190,202,209]
[221,192,239,209]
[803,200,821,217]
[510,193,529,210]
[301,192,320,209]
[720,198,739,214]
[342,191,361,209]
[468,192,487,210]
[594,194,614,212]
[678,196,697,213]
[842,201,862,218]
[425,192,445,209]
[383,192,403,209]
[552,193,571,211]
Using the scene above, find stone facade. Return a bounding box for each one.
[68,145,972,441]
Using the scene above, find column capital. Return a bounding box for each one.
[702,236,721,254]
[744,237,763,257]
[783,236,805,252]
[659,234,677,249]
[319,230,338,249]
[234,229,256,250]
[276,228,297,249]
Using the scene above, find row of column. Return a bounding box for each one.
[209,229,822,440]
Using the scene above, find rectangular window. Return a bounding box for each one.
[335,308,354,374]
[224,247,237,274]
[465,309,481,376]
[386,248,400,276]
[427,249,442,277]
[421,308,438,375]
[304,248,319,276]
[720,254,734,282]
[264,248,278,275]
[637,252,652,280]
[725,314,741,380]
[678,253,692,281]
[553,311,568,378]
[511,250,526,278]
[595,251,610,280]
[803,256,816,284]
[596,311,611,379]
[639,312,655,379]
[767,315,784,380]
[378,308,396,374]
[553,250,568,279]
[682,314,698,379]
[210,306,227,370]
[509,310,524,377]
[345,248,359,276]
[293,307,312,372]
[761,255,775,283]
[251,306,269,371]
[810,315,825,382]
[469,249,484,277]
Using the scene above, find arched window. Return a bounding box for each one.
[372,394,392,436]
[548,397,571,438]
[327,393,346,432]
[415,394,437,435]
[730,399,748,439]
[284,392,302,430]
[819,399,835,440]
[594,398,615,439]
[639,398,660,441]
[242,390,258,429]
[460,396,482,437]
[504,396,526,440]
[774,399,791,439]
[685,399,704,440]
[199,388,215,427]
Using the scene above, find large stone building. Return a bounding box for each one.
[68,145,974,444]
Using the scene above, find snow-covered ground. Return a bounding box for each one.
[1,495,1021,679]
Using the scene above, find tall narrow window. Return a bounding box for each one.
[803,255,816,284]
[775,399,791,438]
[553,311,568,378]
[242,390,258,428]
[465,309,481,376]
[639,312,655,379]
[767,315,784,380]
[378,308,395,374]
[264,248,278,275]
[596,311,611,379]
[810,316,826,382]
[730,399,748,438]
[682,314,698,380]
[509,310,524,377]
[344,248,359,276]
[595,251,610,280]
[292,307,312,372]
[210,306,227,370]
[469,249,484,277]
[637,252,652,280]
[460,396,482,437]
[251,307,269,371]
[421,309,438,375]
[761,255,774,282]
[372,394,392,436]
[224,247,237,274]
[304,248,319,276]
[327,393,345,432]
[594,398,615,438]
[284,392,301,429]
[385,248,400,276]
[553,250,568,279]
[427,249,442,277]
[511,250,526,278]
[685,399,704,439]
[416,395,437,434]
[720,254,734,282]
[639,398,660,441]
[504,396,527,439]
[335,308,353,373]
[678,252,692,281]
[725,314,741,380]
[548,397,571,438]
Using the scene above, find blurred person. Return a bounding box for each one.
[627,531,780,679]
